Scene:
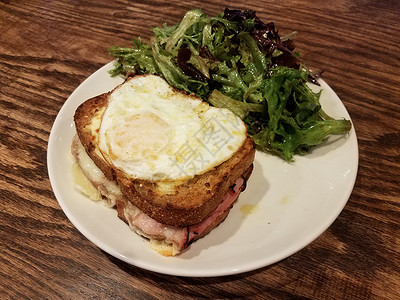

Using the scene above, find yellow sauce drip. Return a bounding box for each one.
[280,195,290,205]
[240,204,259,217]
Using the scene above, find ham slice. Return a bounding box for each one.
[129,210,188,250]
[121,177,245,253]
[187,177,244,243]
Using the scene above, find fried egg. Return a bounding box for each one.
[98,75,247,181]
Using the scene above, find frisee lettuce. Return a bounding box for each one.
[108,8,351,161]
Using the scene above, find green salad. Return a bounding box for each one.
[108,8,351,161]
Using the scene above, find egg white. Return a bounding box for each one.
[98,75,247,181]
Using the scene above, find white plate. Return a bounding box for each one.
[47,61,358,277]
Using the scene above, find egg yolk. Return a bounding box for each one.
[105,112,171,161]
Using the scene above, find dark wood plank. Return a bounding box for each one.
[1,0,399,299]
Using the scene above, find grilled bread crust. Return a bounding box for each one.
[74,79,256,227]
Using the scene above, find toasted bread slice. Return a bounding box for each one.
[74,75,255,227]
[72,135,253,256]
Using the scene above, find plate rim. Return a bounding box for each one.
[47,61,359,277]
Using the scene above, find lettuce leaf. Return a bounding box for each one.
[108,8,351,161]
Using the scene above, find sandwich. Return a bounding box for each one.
[72,74,255,256]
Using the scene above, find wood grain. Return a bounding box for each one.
[1,0,399,299]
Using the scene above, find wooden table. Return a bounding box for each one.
[1,1,399,298]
